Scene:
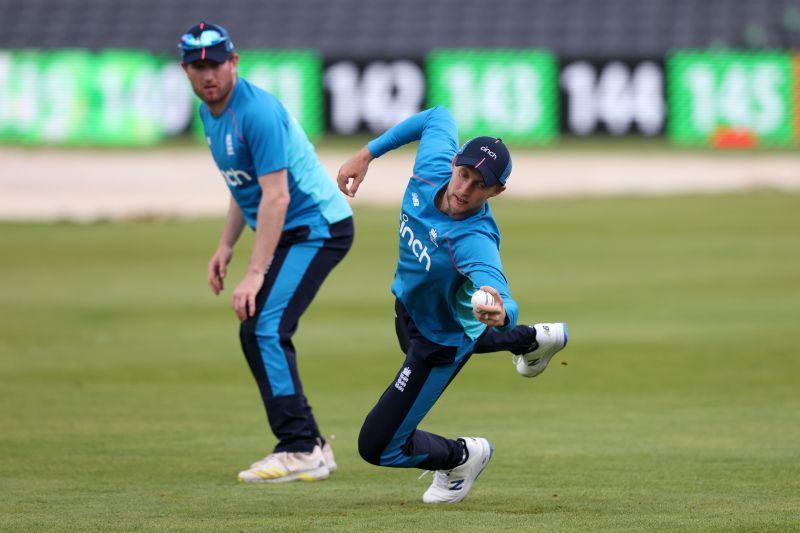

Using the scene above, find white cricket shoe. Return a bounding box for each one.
[238,445,330,483]
[422,437,493,504]
[513,322,568,378]
[321,440,337,472]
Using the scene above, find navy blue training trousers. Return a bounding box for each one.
[359,299,537,471]
[239,217,354,454]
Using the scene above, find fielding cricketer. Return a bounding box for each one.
[337,106,568,503]
[179,22,353,484]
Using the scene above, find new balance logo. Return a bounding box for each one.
[394,367,411,392]
[225,133,234,155]
[449,479,464,491]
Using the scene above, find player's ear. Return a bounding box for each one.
[489,185,506,198]
[229,53,240,71]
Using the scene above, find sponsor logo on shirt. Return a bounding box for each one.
[399,213,431,272]
[220,168,254,187]
[225,133,234,156]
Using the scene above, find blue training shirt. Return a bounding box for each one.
[199,78,352,239]
[368,107,519,346]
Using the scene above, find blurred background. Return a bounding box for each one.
[2,0,800,222]
[2,0,800,150]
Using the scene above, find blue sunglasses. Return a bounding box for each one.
[179,29,228,50]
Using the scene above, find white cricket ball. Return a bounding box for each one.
[471,289,494,311]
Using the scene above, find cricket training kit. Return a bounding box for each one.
[184,21,354,483]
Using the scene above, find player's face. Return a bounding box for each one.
[442,164,505,218]
[182,54,239,110]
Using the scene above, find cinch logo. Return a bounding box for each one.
[480,146,497,159]
[399,213,431,272]
[395,366,411,392]
[220,168,254,187]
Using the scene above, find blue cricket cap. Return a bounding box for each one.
[178,22,234,64]
[454,136,512,187]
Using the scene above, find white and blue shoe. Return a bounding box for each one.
[422,437,493,504]
[513,323,568,378]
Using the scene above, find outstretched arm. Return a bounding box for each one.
[337,107,459,198]
[369,106,458,180]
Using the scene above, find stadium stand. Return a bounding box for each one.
[3,0,799,57]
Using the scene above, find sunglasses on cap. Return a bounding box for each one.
[179,30,228,50]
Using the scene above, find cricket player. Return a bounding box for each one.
[337,106,568,503]
[179,22,353,483]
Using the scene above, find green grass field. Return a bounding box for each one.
[2,192,799,531]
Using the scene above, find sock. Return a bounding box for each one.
[456,438,469,466]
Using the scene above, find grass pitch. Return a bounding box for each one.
[1,192,799,531]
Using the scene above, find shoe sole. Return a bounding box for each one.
[517,323,567,378]
[238,465,330,484]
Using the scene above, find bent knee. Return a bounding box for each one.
[357,429,384,466]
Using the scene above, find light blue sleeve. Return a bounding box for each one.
[452,233,519,332]
[244,96,288,177]
[368,106,458,180]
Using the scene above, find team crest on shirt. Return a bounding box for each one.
[225,133,235,155]
[411,192,420,207]
[429,227,439,247]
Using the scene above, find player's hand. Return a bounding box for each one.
[337,146,373,198]
[208,246,233,295]
[232,271,264,321]
[473,285,507,327]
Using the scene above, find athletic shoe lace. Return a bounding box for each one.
[250,453,284,470]
[418,469,450,489]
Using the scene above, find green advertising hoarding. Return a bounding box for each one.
[1,50,94,144]
[0,49,322,146]
[426,49,559,144]
[192,50,323,141]
[667,50,797,147]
